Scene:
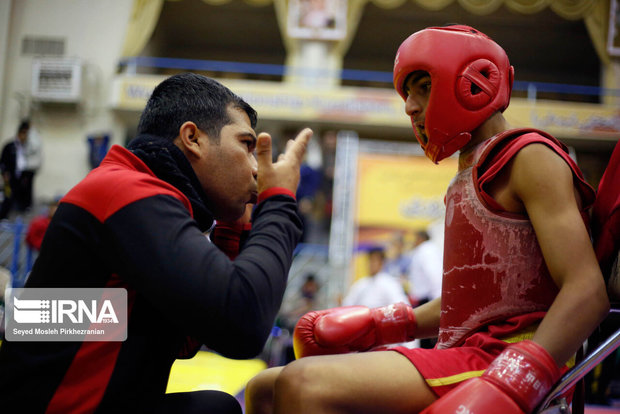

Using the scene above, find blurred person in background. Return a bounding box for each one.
[277,273,322,363]
[279,273,321,332]
[0,73,311,413]
[407,229,442,349]
[407,229,442,307]
[317,130,337,241]
[382,231,412,282]
[295,136,323,243]
[0,120,43,219]
[342,246,409,309]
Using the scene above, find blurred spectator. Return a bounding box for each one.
[279,273,321,332]
[407,229,442,306]
[383,231,412,280]
[317,130,337,240]
[342,246,409,308]
[25,198,59,251]
[296,138,323,243]
[87,133,111,169]
[407,229,443,349]
[277,273,321,363]
[0,120,43,219]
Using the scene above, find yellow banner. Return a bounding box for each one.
[356,153,457,230]
[350,150,457,285]
[111,75,403,126]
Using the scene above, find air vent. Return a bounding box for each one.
[22,36,65,56]
[31,58,82,102]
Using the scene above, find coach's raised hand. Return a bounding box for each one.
[255,128,312,195]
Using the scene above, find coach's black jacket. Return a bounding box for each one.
[0,134,303,412]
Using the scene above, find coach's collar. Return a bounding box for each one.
[127,134,214,232]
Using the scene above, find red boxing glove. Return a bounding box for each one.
[422,340,562,414]
[293,302,417,359]
[210,221,252,260]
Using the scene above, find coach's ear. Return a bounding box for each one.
[176,121,204,159]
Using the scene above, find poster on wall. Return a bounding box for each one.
[327,134,457,305]
[352,140,457,282]
[608,0,620,56]
[287,0,347,40]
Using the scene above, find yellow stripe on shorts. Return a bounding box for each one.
[425,370,485,387]
[425,325,535,387]
[500,324,576,368]
[425,323,575,388]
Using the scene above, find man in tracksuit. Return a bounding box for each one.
[0,72,312,413]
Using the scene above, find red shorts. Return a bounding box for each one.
[387,312,573,397]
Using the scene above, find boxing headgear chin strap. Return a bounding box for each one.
[393,25,514,163]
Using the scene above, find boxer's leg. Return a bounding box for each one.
[245,366,284,414]
[273,350,436,414]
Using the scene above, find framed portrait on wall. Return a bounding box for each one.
[608,0,620,56]
[287,0,347,40]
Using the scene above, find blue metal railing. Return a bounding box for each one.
[513,80,620,98]
[119,56,618,100]
[0,218,35,288]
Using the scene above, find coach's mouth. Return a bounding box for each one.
[249,191,258,204]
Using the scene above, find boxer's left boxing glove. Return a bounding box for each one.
[422,340,561,414]
[293,302,417,359]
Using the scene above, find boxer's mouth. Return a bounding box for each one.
[416,124,429,146]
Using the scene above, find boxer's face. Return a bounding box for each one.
[193,105,258,221]
[404,71,431,147]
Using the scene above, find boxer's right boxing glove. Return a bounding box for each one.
[293,302,417,359]
[422,340,561,414]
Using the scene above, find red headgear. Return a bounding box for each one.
[393,25,514,163]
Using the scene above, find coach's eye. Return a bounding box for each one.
[243,139,255,151]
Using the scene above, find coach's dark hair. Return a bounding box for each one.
[137,73,257,142]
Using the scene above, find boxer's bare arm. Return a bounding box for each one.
[510,143,609,365]
[413,297,441,339]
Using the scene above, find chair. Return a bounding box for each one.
[536,313,620,413]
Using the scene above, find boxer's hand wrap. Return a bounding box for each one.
[293,302,417,359]
[422,340,561,414]
[211,221,252,260]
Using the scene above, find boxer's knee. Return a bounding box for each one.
[274,357,335,411]
[245,367,282,414]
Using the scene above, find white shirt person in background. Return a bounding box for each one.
[343,246,410,308]
[407,229,443,307]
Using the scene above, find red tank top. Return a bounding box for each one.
[437,129,595,349]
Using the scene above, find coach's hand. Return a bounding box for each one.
[255,128,312,195]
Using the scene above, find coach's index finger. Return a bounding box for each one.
[255,132,273,166]
[284,128,313,164]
